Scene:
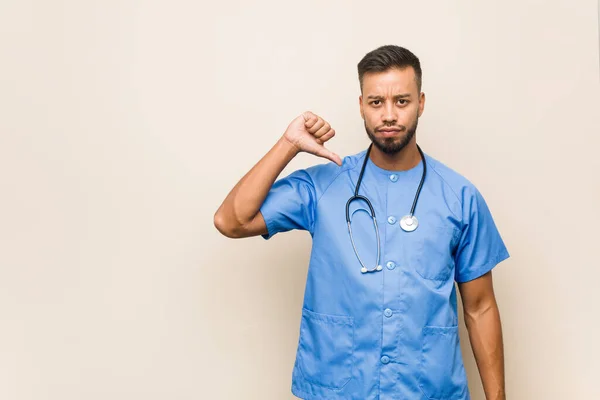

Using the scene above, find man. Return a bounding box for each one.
[214,45,509,400]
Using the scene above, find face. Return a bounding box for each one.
[359,67,425,154]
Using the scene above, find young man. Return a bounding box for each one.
[214,45,509,400]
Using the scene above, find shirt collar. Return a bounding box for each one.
[363,150,425,182]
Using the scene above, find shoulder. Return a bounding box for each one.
[302,149,366,197]
[424,153,482,203]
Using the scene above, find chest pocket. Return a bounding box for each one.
[410,225,459,281]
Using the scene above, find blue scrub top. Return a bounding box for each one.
[259,148,510,400]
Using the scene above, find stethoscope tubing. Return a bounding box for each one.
[345,143,427,273]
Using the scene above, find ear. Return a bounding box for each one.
[418,92,426,117]
[359,95,364,119]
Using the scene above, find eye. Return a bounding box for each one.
[397,99,408,105]
[371,100,381,106]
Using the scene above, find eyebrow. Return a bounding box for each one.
[366,93,411,100]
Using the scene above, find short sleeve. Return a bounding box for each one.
[454,187,510,283]
[259,169,317,240]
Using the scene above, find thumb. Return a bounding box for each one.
[314,145,342,166]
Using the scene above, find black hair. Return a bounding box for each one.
[357,45,422,92]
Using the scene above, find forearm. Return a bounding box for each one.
[214,137,298,234]
[464,300,505,400]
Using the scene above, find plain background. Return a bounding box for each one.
[1,1,599,399]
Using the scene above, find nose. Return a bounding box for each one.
[382,103,397,124]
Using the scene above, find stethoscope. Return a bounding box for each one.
[345,143,427,274]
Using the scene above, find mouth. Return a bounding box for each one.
[377,128,402,137]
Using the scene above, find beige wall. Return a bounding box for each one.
[1,1,599,399]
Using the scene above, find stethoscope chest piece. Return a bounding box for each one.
[400,214,419,232]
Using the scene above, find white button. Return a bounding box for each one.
[389,174,398,182]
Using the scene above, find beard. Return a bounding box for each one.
[364,115,419,155]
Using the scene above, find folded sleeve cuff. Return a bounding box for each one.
[455,249,510,283]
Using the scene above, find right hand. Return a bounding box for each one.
[282,111,342,166]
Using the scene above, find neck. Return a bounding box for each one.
[369,140,421,171]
